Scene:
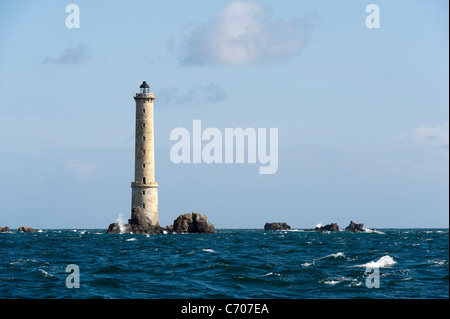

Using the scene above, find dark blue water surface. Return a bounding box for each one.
[0,229,448,299]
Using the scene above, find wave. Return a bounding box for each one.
[363,228,385,234]
[319,252,347,260]
[126,238,137,242]
[116,214,127,234]
[323,279,340,285]
[260,272,280,277]
[357,255,397,268]
[302,252,348,267]
[427,259,448,266]
[39,269,54,277]
[322,277,363,287]
[202,249,215,253]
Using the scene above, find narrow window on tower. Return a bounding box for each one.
[143,190,146,195]
[143,163,145,168]
[142,123,145,128]
[143,136,145,141]
[143,177,146,184]
[143,108,146,114]
[142,150,145,155]
[143,203,145,209]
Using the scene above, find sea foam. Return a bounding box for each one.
[358,255,397,268]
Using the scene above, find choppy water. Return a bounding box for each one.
[0,229,448,299]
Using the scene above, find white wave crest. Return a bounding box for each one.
[116,214,127,234]
[202,249,215,253]
[39,269,53,277]
[324,280,340,285]
[319,252,347,260]
[363,228,385,234]
[126,238,137,242]
[261,272,280,277]
[358,255,397,268]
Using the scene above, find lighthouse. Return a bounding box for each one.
[130,81,159,227]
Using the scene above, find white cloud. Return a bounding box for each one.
[175,0,316,65]
[43,44,90,65]
[412,122,449,149]
[64,159,96,179]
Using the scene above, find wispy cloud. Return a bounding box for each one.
[412,122,449,149]
[42,44,90,65]
[157,82,228,107]
[172,0,317,66]
[64,159,96,179]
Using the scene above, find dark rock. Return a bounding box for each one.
[264,222,291,231]
[345,220,365,232]
[1,226,11,232]
[172,212,215,234]
[106,210,215,234]
[18,226,36,233]
[163,225,174,233]
[192,212,215,233]
[128,207,164,234]
[131,223,164,234]
[106,222,132,234]
[107,207,164,234]
[173,213,195,233]
[312,223,340,232]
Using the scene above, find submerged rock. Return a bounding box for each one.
[18,226,36,233]
[264,222,291,231]
[345,220,365,232]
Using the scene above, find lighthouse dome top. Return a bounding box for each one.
[140,81,149,89]
[139,81,150,94]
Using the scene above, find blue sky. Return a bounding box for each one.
[0,0,448,229]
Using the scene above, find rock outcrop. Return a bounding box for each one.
[311,223,340,232]
[305,221,368,232]
[18,226,36,233]
[106,222,133,234]
[172,212,215,234]
[107,207,164,234]
[345,220,365,232]
[264,222,291,231]
[106,210,215,234]
[129,207,164,234]
[1,226,10,232]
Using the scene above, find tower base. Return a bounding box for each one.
[131,183,159,227]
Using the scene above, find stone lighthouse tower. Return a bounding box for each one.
[130,81,159,227]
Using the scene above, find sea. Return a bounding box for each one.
[0,228,448,300]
